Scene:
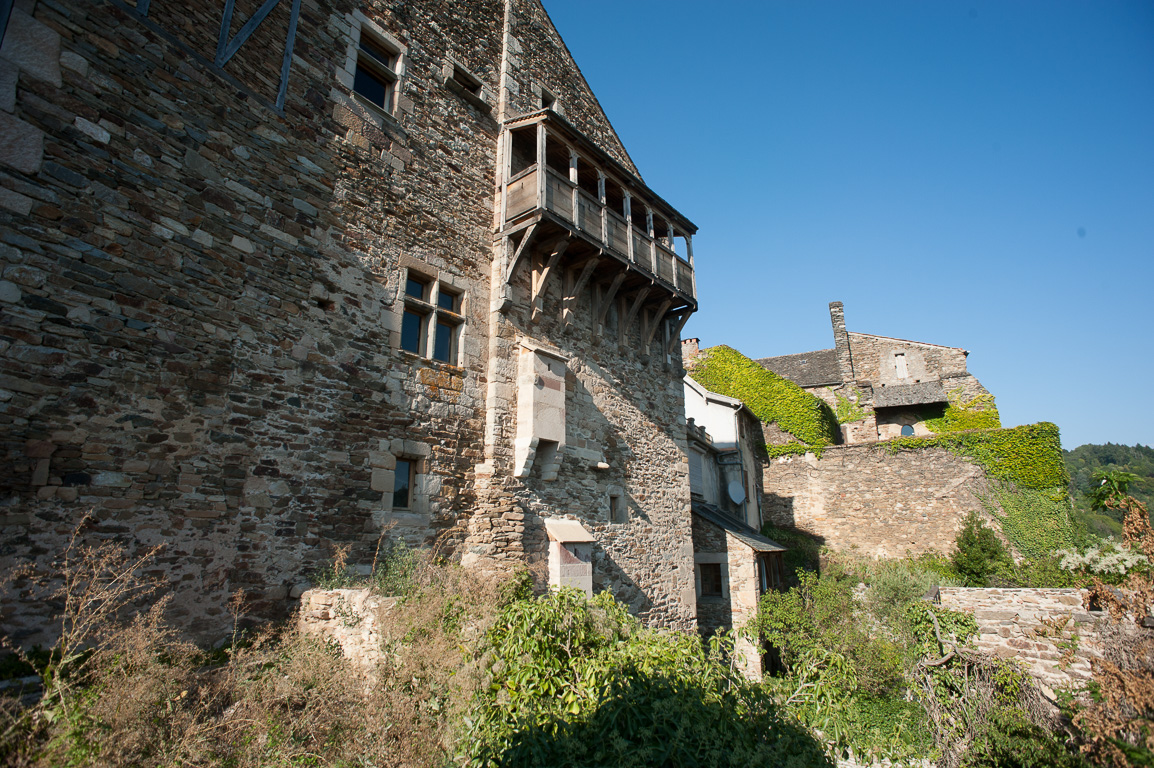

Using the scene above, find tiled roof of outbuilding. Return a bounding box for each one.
[692,502,787,553]
[756,349,841,388]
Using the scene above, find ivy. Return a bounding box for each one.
[831,388,871,425]
[688,346,839,447]
[980,484,1077,561]
[924,389,1002,434]
[880,423,1069,491]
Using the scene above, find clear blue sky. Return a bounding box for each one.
[543,0,1154,450]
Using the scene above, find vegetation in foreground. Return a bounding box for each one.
[0,528,830,768]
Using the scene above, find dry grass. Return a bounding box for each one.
[0,524,515,768]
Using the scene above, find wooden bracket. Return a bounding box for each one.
[642,298,672,351]
[620,285,651,341]
[563,257,600,325]
[665,310,693,355]
[593,272,626,334]
[505,222,538,284]
[531,240,567,321]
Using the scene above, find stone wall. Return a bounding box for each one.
[691,513,763,679]
[763,444,992,557]
[938,588,1103,695]
[299,588,397,671]
[0,0,697,645]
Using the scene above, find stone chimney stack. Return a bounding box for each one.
[829,302,853,383]
[681,338,700,363]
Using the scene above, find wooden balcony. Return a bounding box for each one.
[498,111,698,324]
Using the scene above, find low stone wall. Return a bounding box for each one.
[938,587,1103,694]
[298,588,396,670]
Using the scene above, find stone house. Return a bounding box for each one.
[0,0,702,644]
[758,301,993,443]
[684,374,786,679]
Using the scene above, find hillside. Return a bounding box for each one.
[1064,443,1154,538]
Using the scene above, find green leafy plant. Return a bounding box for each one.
[952,511,1013,587]
[688,346,840,447]
[924,390,1002,434]
[830,389,870,425]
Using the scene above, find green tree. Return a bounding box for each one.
[952,511,1012,587]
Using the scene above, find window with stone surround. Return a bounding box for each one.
[399,268,465,365]
[392,456,422,509]
[609,492,627,523]
[340,14,407,120]
[699,563,723,597]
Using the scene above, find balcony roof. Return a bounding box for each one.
[505,109,698,236]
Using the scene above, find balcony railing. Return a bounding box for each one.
[499,112,697,304]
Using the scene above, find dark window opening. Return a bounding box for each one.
[354,31,398,113]
[401,309,425,354]
[700,563,723,597]
[540,88,555,110]
[451,64,482,97]
[509,127,536,176]
[406,275,429,300]
[393,458,413,509]
[609,493,627,523]
[437,287,459,312]
[433,319,457,363]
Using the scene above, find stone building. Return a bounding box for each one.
[0,0,701,644]
[758,301,993,443]
[684,374,785,679]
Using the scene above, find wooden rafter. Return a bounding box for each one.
[563,257,600,325]
[665,310,693,354]
[642,298,673,349]
[504,222,538,284]
[531,240,567,321]
[594,272,626,331]
[621,286,651,335]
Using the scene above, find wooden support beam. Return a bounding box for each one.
[531,240,567,321]
[505,222,538,284]
[665,310,692,355]
[621,286,651,336]
[642,298,672,350]
[594,272,626,332]
[563,257,600,325]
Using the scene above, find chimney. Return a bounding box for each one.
[829,302,853,383]
[681,338,700,362]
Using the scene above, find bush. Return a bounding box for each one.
[952,511,1013,587]
[464,588,831,767]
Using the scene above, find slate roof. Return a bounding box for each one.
[756,349,841,388]
[873,381,948,408]
[692,502,787,553]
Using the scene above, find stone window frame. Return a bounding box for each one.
[394,256,467,367]
[607,486,627,524]
[694,553,729,601]
[337,12,408,124]
[442,58,494,112]
[391,455,420,510]
[532,81,561,114]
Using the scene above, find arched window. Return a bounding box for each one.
[900,424,915,437]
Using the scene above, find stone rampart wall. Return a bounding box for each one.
[938,588,1103,694]
[763,444,990,557]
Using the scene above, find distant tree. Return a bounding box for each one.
[952,511,1013,587]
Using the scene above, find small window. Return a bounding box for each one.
[901,424,915,437]
[437,287,459,312]
[540,88,555,110]
[609,493,627,523]
[451,64,482,97]
[406,275,429,300]
[401,309,426,355]
[700,563,723,597]
[894,353,909,380]
[354,29,399,112]
[393,458,414,509]
[432,318,458,363]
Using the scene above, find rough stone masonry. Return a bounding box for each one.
[0,0,700,644]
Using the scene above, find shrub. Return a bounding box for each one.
[952,511,1013,587]
[464,588,831,767]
